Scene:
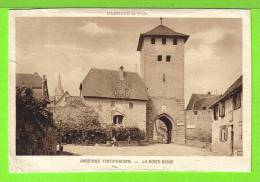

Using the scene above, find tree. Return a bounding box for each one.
[16,87,56,155]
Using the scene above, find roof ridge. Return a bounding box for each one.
[90,67,138,74]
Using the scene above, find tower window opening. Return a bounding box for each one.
[162,37,166,44]
[129,102,133,109]
[163,73,166,82]
[173,38,177,45]
[151,37,155,44]
[157,55,162,62]
[166,55,171,62]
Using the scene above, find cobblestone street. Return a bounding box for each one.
[62,143,218,156]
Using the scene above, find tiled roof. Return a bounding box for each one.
[80,68,148,101]
[16,72,42,88]
[55,91,70,105]
[208,75,242,108]
[193,96,220,110]
[223,75,242,98]
[137,24,189,51]
[186,94,220,110]
[65,96,86,107]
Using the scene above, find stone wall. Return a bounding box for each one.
[186,110,213,146]
[140,36,186,144]
[84,97,147,132]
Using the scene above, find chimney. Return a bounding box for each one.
[119,66,125,80]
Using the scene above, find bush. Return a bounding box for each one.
[57,128,109,145]
[55,105,109,145]
[126,127,145,141]
[111,126,145,141]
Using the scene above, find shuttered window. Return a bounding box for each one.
[219,102,225,117]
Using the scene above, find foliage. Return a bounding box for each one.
[112,126,145,141]
[54,105,109,145]
[54,103,146,145]
[16,87,56,155]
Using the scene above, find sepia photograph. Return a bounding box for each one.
[8,9,251,172]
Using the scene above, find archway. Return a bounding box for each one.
[154,114,173,144]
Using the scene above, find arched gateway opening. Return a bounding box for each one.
[154,114,173,144]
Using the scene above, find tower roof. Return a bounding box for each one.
[137,24,189,51]
[55,74,64,96]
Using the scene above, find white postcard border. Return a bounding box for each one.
[8,8,251,173]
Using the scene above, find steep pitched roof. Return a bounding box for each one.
[143,24,189,37]
[55,74,64,96]
[222,75,242,98]
[137,24,189,51]
[65,96,86,107]
[16,72,42,88]
[55,91,70,105]
[186,94,220,110]
[80,68,148,101]
[208,75,242,108]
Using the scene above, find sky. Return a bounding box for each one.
[15,17,242,106]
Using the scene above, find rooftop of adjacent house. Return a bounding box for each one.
[208,75,242,108]
[222,75,242,98]
[65,96,86,107]
[16,72,43,88]
[186,93,220,111]
[55,91,70,104]
[137,24,189,51]
[80,67,148,101]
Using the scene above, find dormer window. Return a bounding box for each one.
[162,37,166,44]
[151,37,155,44]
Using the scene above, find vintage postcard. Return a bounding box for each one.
[8,9,251,172]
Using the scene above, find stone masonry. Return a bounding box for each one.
[137,24,189,144]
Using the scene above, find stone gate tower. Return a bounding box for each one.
[137,19,189,144]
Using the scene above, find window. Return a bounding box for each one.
[161,105,167,112]
[163,73,166,82]
[151,37,155,44]
[162,37,166,44]
[220,126,228,142]
[193,110,198,115]
[213,105,219,120]
[166,55,171,62]
[173,38,177,45]
[129,102,133,109]
[157,55,162,61]
[113,115,124,125]
[219,102,225,118]
[233,92,241,110]
[202,107,206,110]
[111,101,115,107]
